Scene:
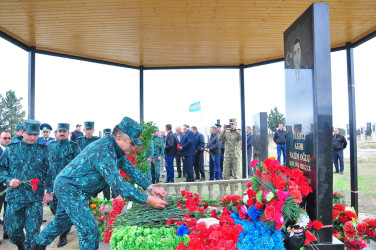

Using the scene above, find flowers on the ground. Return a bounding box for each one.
[332,191,375,249]
[103,197,126,243]
[89,197,112,241]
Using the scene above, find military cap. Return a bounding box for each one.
[154,126,159,131]
[229,118,237,124]
[215,119,221,128]
[103,128,112,134]
[40,123,52,131]
[57,123,70,131]
[24,119,41,135]
[84,121,95,129]
[76,124,82,127]
[16,124,24,131]
[118,117,142,146]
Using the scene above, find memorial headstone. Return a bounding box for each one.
[284,3,343,248]
[361,126,365,141]
[366,122,371,136]
[252,112,268,163]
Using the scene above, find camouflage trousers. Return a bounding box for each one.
[151,160,161,180]
[36,192,99,250]
[6,201,43,249]
[222,156,241,180]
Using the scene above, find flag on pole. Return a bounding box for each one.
[189,101,201,112]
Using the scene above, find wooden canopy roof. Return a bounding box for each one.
[0,0,375,68]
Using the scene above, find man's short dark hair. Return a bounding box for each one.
[112,125,130,141]
[166,124,172,131]
[183,124,190,129]
[191,126,197,131]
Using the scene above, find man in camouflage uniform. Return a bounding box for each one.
[102,128,113,200]
[218,118,242,180]
[11,125,24,143]
[150,128,165,184]
[0,119,53,250]
[48,123,81,247]
[31,117,168,250]
[76,121,99,150]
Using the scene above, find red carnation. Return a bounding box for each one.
[272,175,287,190]
[254,202,264,210]
[211,209,218,219]
[344,221,356,239]
[338,215,350,224]
[289,188,302,204]
[356,223,368,235]
[264,205,276,221]
[333,210,341,220]
[333,204,345,212]
[365,229,376,237]
[176,242,186,250]
[30,178,40,191]
[343,210,357,220]
[312,220,323,230]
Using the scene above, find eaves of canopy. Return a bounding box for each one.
[0,0,375,69]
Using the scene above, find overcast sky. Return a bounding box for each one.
[0,36,375,138]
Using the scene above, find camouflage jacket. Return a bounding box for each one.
[54,136,148,204]
[0,140,52,203]
[218,129,242,157]
[48,139,81,183]
[152,136,165,159]
[11,135,23,143]
[76,136,100,150]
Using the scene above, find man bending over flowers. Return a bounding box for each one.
[30,117,168,250]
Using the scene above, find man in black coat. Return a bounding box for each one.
[70,124,83,142]
[206,126,222,180]
[273,124,287,165]
[174,126,184,178]
[192,126,205,181]
[332,128,347,174]
[164,124,177,183]
[179,125,196,182]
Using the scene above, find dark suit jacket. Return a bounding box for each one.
[0,147,3,157]
[180,130,196,157]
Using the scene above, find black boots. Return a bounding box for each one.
[57,229,70,248]
[29,243,46,250]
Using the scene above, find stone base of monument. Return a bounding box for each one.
[305,236,344,249]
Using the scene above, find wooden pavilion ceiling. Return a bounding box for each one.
[0,0,375,68]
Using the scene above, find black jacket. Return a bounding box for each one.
[333,134,347,151]
[71,130,84,142]
[273,130,286,145]
[165,131,177,156]
[206,133,221,155]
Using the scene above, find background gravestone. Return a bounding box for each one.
[252,112,268,163]
[284,3,343,248]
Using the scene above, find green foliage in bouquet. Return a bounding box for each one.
[126,121,156,173]
[110,226,189,250]
[113,195,189,228]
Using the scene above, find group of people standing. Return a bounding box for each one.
[0,118,168,249]
[162,118,254,183]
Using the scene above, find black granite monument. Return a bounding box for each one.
[284,3,343,249]
[252,112,268,163]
